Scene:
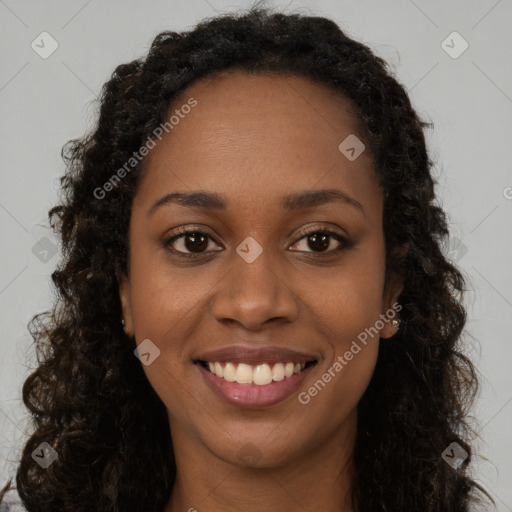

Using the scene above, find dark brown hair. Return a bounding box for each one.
[1,7,492,511]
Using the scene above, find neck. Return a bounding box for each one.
[164,410,357,512]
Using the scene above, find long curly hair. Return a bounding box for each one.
[1,7,493,511]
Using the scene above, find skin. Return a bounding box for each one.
[119,69,404,512]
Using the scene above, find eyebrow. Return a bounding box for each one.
[147,188,365,216]
[281,189,364,214]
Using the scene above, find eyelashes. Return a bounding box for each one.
[291,226,348,254]
[163,225,352,261]
[164,227,222,259]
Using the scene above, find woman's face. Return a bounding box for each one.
[119,70,403,468]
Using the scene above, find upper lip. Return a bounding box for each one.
[194,345,318,365]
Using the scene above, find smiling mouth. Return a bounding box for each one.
[196,360,318,386]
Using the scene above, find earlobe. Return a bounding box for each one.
[118,276,134,337]
[380,243,408,339]
[380,276,404,339]
[380,314,401,339]
[380,273,406,340]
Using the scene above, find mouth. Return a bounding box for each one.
[196,360,317,385]
[192,345,319,408]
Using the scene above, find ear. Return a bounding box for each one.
[380,243,408,339]
[118,274,134,338]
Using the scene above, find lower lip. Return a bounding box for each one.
[195,362,316,408]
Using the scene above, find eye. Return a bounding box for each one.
[164,227,222,257]
[289,228,348,254]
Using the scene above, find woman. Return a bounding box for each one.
[0,7,493,511]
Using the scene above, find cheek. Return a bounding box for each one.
[127,273,205,429]
[294,245,385,411]
[297,341,378,443]
[129,250,209,339]
[126,255,206,400]
[295,273,383,434]
[299,245,386,344]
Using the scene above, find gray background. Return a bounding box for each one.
[0,0,511,509]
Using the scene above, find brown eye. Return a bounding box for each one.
[290,230,346,254]
[182,232,209,252]
[305,233,330,252]
[166,230,221,255]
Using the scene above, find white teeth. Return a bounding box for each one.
[253,364,273,385]
[294,363,306,373]
[214,362,224,378]
[223,362,236,382]
[284,362,295,378]
[272,363,285,381]
[235,363,253,384]
[205,360,312,385]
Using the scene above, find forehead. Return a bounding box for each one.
[135,69,381,217]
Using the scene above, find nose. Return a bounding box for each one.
[210,248,299,331]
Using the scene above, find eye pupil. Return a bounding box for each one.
[308,233,330,252]
[184,233,208,252]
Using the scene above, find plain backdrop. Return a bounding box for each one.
[0,0,511,509]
